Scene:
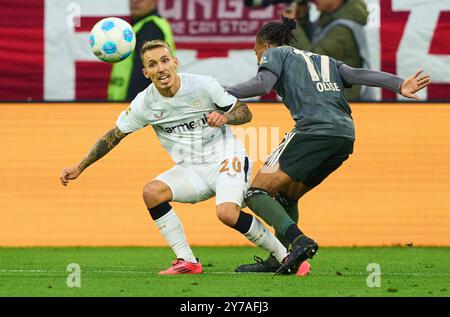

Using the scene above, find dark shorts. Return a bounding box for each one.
[265,132,354,187]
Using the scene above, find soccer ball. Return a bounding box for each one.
[89,17,136,63]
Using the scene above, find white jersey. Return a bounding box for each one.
[116,73,245,164]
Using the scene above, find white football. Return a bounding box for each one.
[89,17,136,63]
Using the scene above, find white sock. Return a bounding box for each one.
[244,217,288,263]
[154,209,197,263]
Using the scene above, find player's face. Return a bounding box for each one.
[130,0,157,19]
[313,0,337,13]
[254,40,269,65]
[142,47,180,95]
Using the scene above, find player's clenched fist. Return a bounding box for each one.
[207,111,228,127]
[60,166,81,186]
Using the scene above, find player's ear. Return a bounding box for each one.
[173,57,179,69]
[142,68,150,79]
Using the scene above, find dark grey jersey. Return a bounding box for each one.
[259,46,355,140]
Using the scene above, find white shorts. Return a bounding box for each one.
[155,153,253,207]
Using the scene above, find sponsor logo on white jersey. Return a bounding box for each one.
[156,113,209,134]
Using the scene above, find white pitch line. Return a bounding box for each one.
[208,272,450,277]
[0,269,48,273]
[1,269,450,277]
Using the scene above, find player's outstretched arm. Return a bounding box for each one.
[207,100,253,127]
[60,126,129,186]
[338,65,431,100]
[227,69,278,99]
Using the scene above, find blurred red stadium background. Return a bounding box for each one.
[0,0,449,101]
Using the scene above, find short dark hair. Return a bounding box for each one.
[256,16,297,46]
[140,40,174,61]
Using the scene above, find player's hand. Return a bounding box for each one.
[400,70,431,100]
[207,111,228,127]
[60,166,81,186]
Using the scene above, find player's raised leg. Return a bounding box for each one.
[144,168,203,275]
[216,202,288,265]
[212,155,291,271]
[243,135,320,275]
[235,182,313,273]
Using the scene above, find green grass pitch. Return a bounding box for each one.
[0,247,449,297]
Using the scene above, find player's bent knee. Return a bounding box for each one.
[142,181,172,209]
[216,203,240,227]
[251,170,290,195]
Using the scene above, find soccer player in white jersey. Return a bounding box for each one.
[60,40,289,275]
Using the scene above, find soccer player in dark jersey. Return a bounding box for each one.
[227,17,431,274]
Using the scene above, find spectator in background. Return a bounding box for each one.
[108,0,175,101]
[243,0,294,7]
[286,0,373,101]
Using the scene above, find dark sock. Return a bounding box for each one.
[148,202,172,220]
[274,232,290,250]
[245,187,295,238]
[285,224,303,244]
[275,193,300,248]
[233,211,253,234]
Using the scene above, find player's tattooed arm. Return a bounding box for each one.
[60,126,128,186]
[207,100,252,127]
[224,100,253,125]
[78,126,128,173]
